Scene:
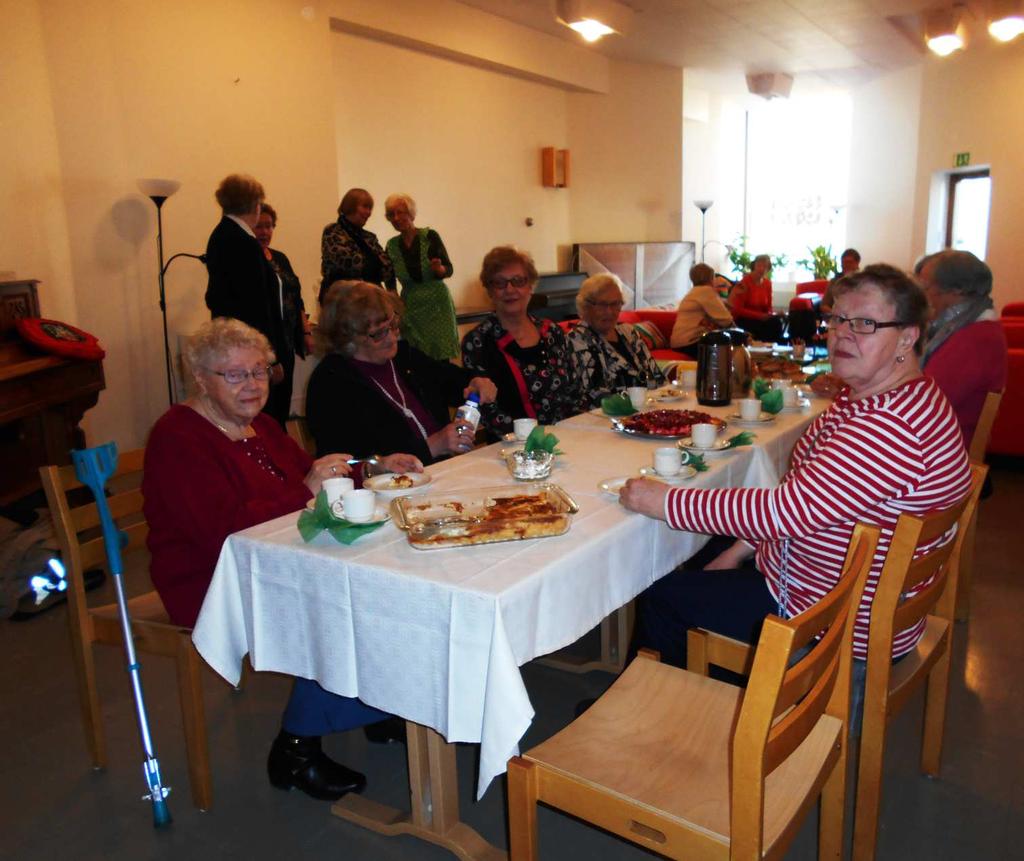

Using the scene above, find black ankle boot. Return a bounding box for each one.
[363,717,407,745]
[267,731,366,801]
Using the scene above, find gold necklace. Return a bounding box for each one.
[197,398,249,440]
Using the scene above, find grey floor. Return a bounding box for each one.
[2,464,1022,860]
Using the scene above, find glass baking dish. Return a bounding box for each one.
[390,483,579,550]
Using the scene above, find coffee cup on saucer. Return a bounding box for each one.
[341,488,376,523]
[627,386,648,411]
[739,398,762,421]
[653,446,683,476]
[513,418,538,440]
[323,476,355,507]
[691,423,718,449]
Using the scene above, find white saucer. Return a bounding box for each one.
[638,466,697,484]
[779,399,811,413]
[729,412,777,425]
[678,437,731,455]
[598,477,628,496]
[330,501,390,524]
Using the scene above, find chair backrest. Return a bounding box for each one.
[1001,301,1024,317]
[731,522,879,847]
[867,464,984,665]
[968,390,1003,463]
[39,449,148,618]
[286,417,315,456]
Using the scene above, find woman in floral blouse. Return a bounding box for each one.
[462,246,582,439]
[569,273,663,406]
[318,188,395,304]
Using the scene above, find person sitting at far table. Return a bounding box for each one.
[306,281,497,466]
[569,273,664,407]
[143,318,415,804]
[669,262,735,358]
[730,253,785,343]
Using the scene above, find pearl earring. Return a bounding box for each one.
[896,354,906,364]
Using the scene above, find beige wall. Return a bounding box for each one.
[567,60,685,245]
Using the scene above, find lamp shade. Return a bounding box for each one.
[694,199,714,212]
[989,0,1024,40]
[137,178,181,200]
[925,6,966,56]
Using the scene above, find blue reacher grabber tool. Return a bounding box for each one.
[72,442,172,827]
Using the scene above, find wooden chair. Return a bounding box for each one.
[955,392,1002,620]
[851,463,985,861]
[40,451,213,811]
[286,416,315,456]
[507,523,880,861]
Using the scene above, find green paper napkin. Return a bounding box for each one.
[759,389,783,414]
[725,431,756,449]
[524,425,563,455]
[686,452,710,472]
[601,393,637,416]
[297,490,386,545]
[752,377,771,398]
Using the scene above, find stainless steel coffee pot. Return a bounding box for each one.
[696,330,732,406]
[725,328,753,397]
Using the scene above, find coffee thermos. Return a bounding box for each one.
[696,330,732,406]
[725,328,753,397]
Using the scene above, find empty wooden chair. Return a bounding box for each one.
[40,451,213,811]
[508,523,879,861]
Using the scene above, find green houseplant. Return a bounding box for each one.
[727,236,788,277]
[796,245,838,280]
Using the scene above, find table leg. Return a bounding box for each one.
[534,602,635,675]
[331,722,506,861]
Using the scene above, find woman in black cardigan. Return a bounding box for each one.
[306,281,496,466]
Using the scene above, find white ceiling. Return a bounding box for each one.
[457,0,934,87]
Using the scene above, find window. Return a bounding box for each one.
[945,169,991,259]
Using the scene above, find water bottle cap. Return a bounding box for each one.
[467,392,481,405]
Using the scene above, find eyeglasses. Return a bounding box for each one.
[364,318,400,342]
[210,365,272,384]
[585,299,624,310]
[822,313,909,335]
[486,275,530,291]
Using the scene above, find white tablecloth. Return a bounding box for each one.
[192,397,827,798]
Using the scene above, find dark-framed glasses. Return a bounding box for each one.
[585,298,624,310]
[822,313,909,335]
[210,365,272,384]
[364,317,400,342]
[487,275,529,291]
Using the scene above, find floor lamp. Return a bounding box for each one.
[138,178,181,406]
[694,199,714,262]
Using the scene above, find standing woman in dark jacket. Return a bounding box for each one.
[254,202,312,422]
[318,188,395,304]
[306,281,496,465]
[204,173,290,426]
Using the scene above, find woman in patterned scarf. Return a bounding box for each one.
[318,188,395,303]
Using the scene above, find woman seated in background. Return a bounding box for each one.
[730,253,785,343]
[143,319,413,803]
[918,250,1008,450]
[569,273,664,407]
[254,202,312,422]
[621,264,971,683]
[669,262,735,357]
[462,246,582,439]
[306,281,496,465]
[318,187,395,304]
[383,193,460,361]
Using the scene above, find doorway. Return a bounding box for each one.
[945,169,991,259]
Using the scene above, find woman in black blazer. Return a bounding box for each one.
[204,174,290,426]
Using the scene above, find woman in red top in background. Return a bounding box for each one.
[731,253,785,342]
[143,318,415,803]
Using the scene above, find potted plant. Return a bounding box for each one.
[796,245,837,280]
[727,236,788,277]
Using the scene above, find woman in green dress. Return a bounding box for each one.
[384,193,459,360]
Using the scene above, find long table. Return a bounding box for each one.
[192,397,826,859]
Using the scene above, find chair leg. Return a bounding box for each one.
[819,739,847,861]
[66,621,106,769]
[921,647,953,777]
[508,756,540,861]
[176,640,212,810]
[954,510,978,621]
[852,703,888,861]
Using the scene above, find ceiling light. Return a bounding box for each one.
[555,0,633,43]
[988,0,1024,40]
[925,6,966,56]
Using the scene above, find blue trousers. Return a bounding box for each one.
[281,678,389,737]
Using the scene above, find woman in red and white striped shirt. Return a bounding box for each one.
[621,264,972,667]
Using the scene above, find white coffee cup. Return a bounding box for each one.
[653,446,683,476]
[680,368,697,390]
[341,488,376,523]
[627,386,648,411]
[781,386,799,408]
[323,476,355,507]
[691,422,718,448]
[739,398,762,421]
[513,418,538,440]
[771,378,793,391]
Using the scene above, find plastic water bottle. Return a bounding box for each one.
[456,392,481,434]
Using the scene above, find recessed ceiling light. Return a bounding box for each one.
[555,0,633,43]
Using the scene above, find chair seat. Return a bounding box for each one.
[91,590,171,626]
[523,658,842,852]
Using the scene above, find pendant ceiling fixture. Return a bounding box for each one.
[925,5,967,56]
[988,0,1024,40]
[555,0,633,42]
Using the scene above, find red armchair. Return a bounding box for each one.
[1001,302,1024,318]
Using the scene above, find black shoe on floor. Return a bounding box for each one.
[363,717,407,745]
[267,731,366,801]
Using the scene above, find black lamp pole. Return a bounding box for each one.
[149,195,175,406]
[694,200,714,262]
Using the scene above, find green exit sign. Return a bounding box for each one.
[955,152,970,167]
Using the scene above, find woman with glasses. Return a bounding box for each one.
[620,264,971,681]
[144,318,413,804]
[306,281,496,466]
[462,246,583,438]
[669,262,735,358]
[569,273,664,406]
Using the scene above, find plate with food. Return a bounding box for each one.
[363,472,433,498]
[612,409,726,440]
[649,387,686,404]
